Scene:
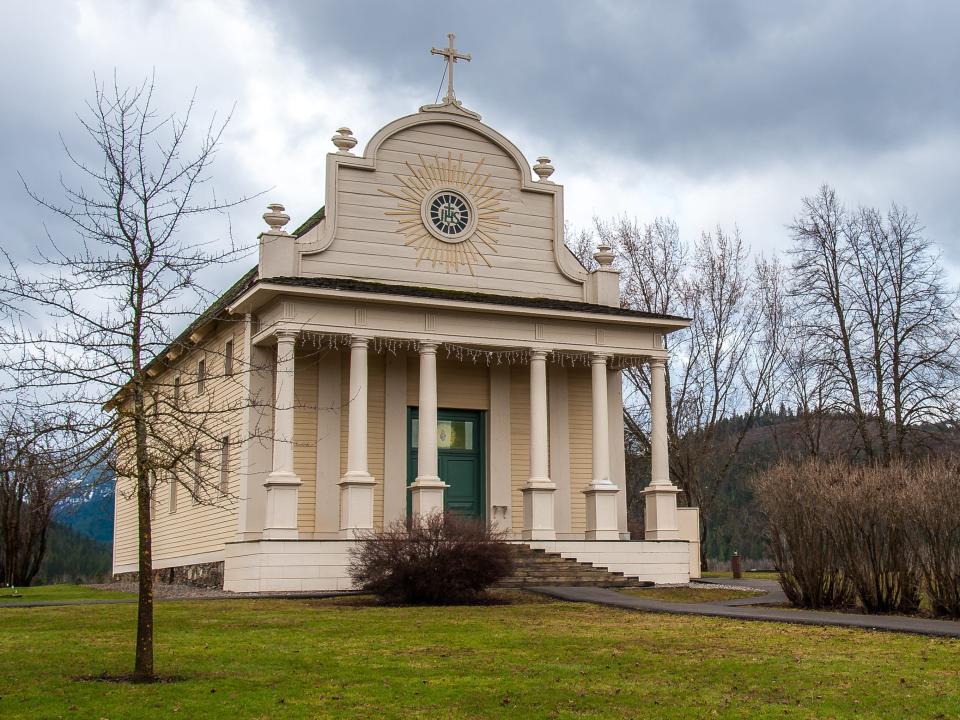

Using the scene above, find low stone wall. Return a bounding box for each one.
[113,560,225,589]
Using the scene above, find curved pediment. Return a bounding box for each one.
[296,109,588,302]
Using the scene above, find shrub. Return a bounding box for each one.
[907,458,960,618]
[829,462,921,614]
[348,512,513,604]
[754,456,960,616]
[753,459,853,609]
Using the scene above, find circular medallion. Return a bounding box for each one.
[421,188,477,243]
[437,422,457,449]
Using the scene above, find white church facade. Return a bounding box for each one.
[112,37,700,591]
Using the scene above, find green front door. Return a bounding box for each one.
[407,408,485,519]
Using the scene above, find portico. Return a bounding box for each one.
[228,256,687,542]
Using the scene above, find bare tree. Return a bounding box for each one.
[594,216,784,566]
[788,185,959,462]
[0,75,257,681]
[788,186,877,459]
[0,401,89,587]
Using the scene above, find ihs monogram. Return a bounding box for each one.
[379,152,510,274]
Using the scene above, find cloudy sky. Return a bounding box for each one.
[6,0,960,287]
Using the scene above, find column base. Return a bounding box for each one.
[409,476,449,518]
[522,480,556,541]
[338,472,376,538]
[263,470,302,540]
[642,482,681,540]
[584,482,620,540]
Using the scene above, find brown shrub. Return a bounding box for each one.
[829,462,921,614]
[906,458,960,618]
[347,512,513,605]
[754,456,960,616]
[753,459,853,609]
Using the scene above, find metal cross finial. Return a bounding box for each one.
[431,33,471,103]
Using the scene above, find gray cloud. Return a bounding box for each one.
[5,0,960,277]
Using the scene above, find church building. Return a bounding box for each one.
[112,37,700,591]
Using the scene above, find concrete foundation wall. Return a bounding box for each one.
[526,540,692,585]
[223,538,693,592]
[224,539,355,593]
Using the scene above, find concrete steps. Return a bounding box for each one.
[495,544,653,589]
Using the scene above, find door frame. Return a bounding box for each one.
[406,407,486,520]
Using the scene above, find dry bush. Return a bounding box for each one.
[908,458,960,618]
[348,513,513,605]
[753,459,852,609]
[754,457,960,616]
[830,462,921,614]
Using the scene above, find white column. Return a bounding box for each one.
[584,353,619,540]
[338,336,376,537]
[642,356,680,539]
[522,350,556,540]
[410,341,447,516]
[263,330,301,540]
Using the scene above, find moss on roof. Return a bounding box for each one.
[292,206,325,237]
[140,265,259,377]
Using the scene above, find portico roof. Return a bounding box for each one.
[230,274,690,327]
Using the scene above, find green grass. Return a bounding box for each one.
[702,570,781,581]
[1,592,958,719]
[0,584,134,602]
[620,587,764,603]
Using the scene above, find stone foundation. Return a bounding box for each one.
[113,560,225,589]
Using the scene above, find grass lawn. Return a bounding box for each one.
[620,587,764,603]
[702,570,781,581]
[1,593,958,719]
[0,584,135,602]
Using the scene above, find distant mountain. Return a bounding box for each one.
[57,470,114,544]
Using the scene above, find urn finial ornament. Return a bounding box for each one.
[263,203,291,233]
[533,156,555,183]
[332,127,358,154]
[593,243,616,268]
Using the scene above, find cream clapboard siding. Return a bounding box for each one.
[405,355,491,410]
[301,122,584,301]
[509,365,530,534]
[294,349,319,532]
[338,350,386,529]
[567,366,593,534]
[114,320,246,569]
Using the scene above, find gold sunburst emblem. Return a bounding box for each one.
[379,152,510,274]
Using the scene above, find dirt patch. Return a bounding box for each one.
[75,671,186,684]
[86,582,233,600]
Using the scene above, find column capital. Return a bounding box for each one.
[350,335,371,348]
[530,349,549,361]
[275,329,299,343]
[591,352,610,365]
[418,340,440,353]
[650,356,667,368]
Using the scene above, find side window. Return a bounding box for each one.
[193,447,202,503]
[197,359,206,395]
[224,340,234,376]
[220,436,230,493]
[169,471,178,514]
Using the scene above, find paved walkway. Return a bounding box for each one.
[532,584,960,638]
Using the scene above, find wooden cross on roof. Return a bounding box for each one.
[431,33,471,104]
